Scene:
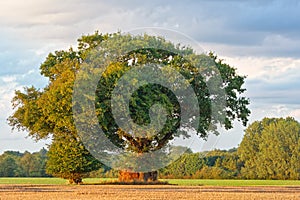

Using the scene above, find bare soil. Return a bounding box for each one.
[0,184,299,200]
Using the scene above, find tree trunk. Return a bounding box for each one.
[118,170,158,182]
[68,173,83,184]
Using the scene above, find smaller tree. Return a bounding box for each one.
[238,117,300,180]
[46,134,101,184]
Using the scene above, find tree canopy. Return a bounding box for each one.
[238,117,300,180]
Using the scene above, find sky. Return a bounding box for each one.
[1,0,300,153]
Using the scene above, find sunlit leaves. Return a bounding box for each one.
[238,117,300,180]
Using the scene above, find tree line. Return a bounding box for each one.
[0,148,48,177]
[0,147,243,179]
[1,117,299,180]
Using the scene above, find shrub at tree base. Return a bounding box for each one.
[118,171,158,182]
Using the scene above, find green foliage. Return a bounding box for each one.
[7,32,109,180]
[238,117,300,180]
[159,149,241,179]
[87,167,119,178]
[213,55,250,129]
[0,156,18,177]
[92,35,250,153]
[46,134,101,184]
[20,152,42,177]
[0,149,48,177]
[7,33,107,140]
[8,87,48,140]
[193,166,226,179]
[160,152,203,178]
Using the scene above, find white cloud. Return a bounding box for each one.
[289,109,300,121]
[218,56,300,81]
[0,72,50,154]
[1,76,17,83]
[0,77,20,119]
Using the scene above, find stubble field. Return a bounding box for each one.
[0,184,299,200]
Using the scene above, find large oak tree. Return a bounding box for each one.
[8,31,250,182]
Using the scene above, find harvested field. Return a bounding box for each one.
[0,185,299,200]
